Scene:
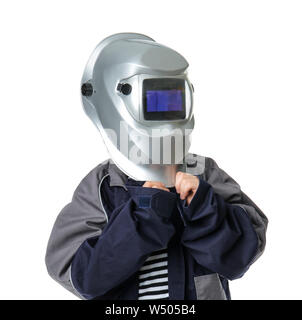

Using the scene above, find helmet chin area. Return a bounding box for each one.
[103,129,188,187]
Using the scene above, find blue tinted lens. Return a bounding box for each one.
[146,90,183,112]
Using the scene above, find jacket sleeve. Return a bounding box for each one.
[45,162,177,299]
[180,157,268,280]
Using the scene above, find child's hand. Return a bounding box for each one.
[143,181,170,192]
[175,172,199,205]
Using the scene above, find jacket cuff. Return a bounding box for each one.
[182,175,212,220]
[126,185,177,219]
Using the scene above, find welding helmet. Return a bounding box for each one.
[81,33,194,187]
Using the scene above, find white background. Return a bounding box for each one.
[0,0,301,300]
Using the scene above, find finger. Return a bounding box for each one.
[179,182,193,200]
[152,186,170,192]
[143,181,165,188]
[143,181,152,188]
[151,181,166,187]
[186,192,194,205]
[180,190,190,200]
[175,171,184,193]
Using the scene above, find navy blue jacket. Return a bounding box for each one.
[45,155,268,300]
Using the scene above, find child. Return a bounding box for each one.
[45,33,268,300]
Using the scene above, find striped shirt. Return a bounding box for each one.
[138,247,169,300]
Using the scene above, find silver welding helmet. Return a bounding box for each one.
[81,33,194,187]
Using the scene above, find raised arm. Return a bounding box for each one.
[177,157,268,280]
[45,162,176,299]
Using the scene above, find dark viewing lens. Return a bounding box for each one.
[146,90,183,112]
[143,78,186,120]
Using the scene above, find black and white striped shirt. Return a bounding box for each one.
[138,247,169,300]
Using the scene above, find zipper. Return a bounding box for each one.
[176,195,187,227]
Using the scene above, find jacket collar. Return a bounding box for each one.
[106,153,204,187]
[107,159,129,187]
